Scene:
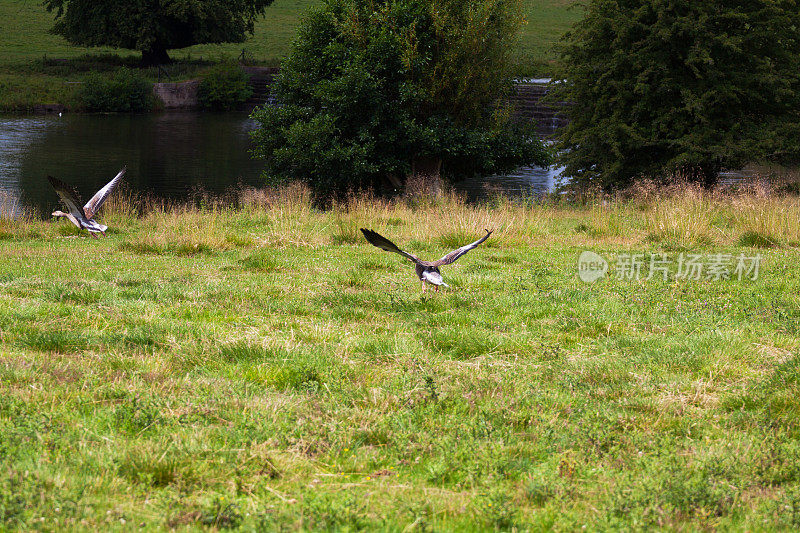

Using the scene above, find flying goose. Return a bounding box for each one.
[48,168,125,237]
[360,228,492,291]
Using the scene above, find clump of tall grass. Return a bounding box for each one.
[119,205,242,255]
[328,190,416,245]
[239,183,327,246]
[407,190,547,248]
[329,194,377,245]
[0,189,23,220]
[726,194,800,247]
[331,212,364,245]
[644,184,719,246]
[630,179,800,248]
[239,182,314,213]
[580,202,639,239]
[0,189,36,239]
[100,182,148,226]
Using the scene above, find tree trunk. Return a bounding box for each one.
[386,173,403,190]
[700,167,720,189]
[680,163,720,189]
[407,156,443,197]
[141,46,171,66]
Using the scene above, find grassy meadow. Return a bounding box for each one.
[2,185,800,530]
[0,0,580,112]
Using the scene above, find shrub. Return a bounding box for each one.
[250,0,551,197]
[198,63,253,111]
[76,68,152,112]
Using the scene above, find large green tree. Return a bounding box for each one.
[250,0,550,197]
[44,0,275,64]
[554,0,800,190]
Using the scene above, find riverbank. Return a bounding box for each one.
[2,186,800,529]
[0,56,238,114]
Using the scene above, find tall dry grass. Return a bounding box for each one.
[0,189,25,220]
[643,184,720,245]
[0,188,33,238]
[6,179,800,250]
[726,194,800,246]
[633,181,800,247]
[320,188,551,250]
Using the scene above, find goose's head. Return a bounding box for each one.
[52,210,67,218]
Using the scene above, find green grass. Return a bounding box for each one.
[2,185,800,529]
[0,0,323,66]
[0,0,580,111]
[0,0,578,66]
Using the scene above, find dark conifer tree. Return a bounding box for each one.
[554,0,800,189]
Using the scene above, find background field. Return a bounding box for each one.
[2,186,800,529]
[0,0,580,66]
[0,0,580,111]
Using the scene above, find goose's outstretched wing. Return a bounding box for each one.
[360,229,421,264]
[432,229,492,266]
[47,175,84,218]
[84,167,125,219]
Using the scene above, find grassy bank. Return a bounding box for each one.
[0,0,580,113]
[2,186,800,530]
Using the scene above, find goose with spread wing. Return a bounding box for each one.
[48,168,125,237]
[360,228,492,291]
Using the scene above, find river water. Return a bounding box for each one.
[0,112,563,217]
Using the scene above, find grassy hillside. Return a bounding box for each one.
[1,186,800,529]
[0,0,321,65]
[0,0,579,65]
[0,0,580,111]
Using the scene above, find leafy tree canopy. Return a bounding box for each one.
[250,0,551,197]
[554,0,800,190]
[44,0,274,64]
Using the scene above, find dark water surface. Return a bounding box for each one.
[0,113,265,217]
[0,112,561,217]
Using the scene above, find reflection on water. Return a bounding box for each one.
[0,116,50,217]
[0,112,563,217]
[0,113,265,217]
[456,164,566,201]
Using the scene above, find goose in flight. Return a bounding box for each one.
[360,228,492,291]
[48,168,125,237]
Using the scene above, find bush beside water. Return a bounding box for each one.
[76,68,152,112]
[198,63,252,111]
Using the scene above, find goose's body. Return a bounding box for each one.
[48,168,125,237]
[360,228,492,291]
